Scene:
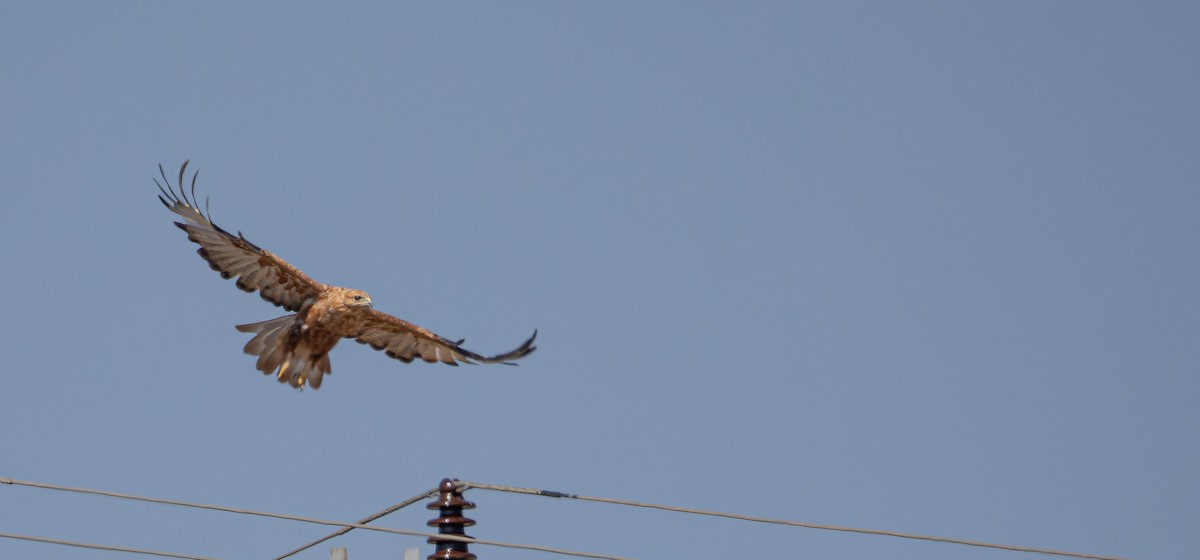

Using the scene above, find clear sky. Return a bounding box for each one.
[1,2,1196,560]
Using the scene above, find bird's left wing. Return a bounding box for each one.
[349,309,537,366]
[157,161,326,312]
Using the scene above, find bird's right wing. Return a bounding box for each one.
[158,161,326,312]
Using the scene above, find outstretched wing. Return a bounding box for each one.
[349,309,537,366]
[158,161,326,312]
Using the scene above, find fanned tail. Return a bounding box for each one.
[236,315,331,389]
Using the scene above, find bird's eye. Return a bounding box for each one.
[353,295,363,301]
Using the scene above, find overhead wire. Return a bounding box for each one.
[272,486,440,560]
[0,476,631,560]
[457,481,1131,560]
[2,475,1134,560]
[0,531,220,560]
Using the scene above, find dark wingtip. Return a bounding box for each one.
[496,329,538,364]
[452,328,538,366]
[189,166,200,208]
[177,161,190,205]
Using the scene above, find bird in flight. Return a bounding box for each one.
[158,161,536,390]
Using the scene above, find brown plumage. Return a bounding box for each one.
[157,161,537,390]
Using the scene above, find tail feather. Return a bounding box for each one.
[236,315,331,390]
[256,340,285,374]
[309,353,332,389]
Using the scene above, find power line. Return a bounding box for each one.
[2,475,1134,560]
[0,476,632,560]
[457,481,1131,560]
[273,486,440,560]
[0,531,220,560]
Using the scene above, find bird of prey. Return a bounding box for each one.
[157,161,536,390]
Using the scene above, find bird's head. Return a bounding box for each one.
[343,289,373,309]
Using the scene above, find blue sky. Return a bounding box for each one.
[1,2,1196,559]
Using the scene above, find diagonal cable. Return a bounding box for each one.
[272,486,440,560]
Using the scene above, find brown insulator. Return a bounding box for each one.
[425,478,477,560]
